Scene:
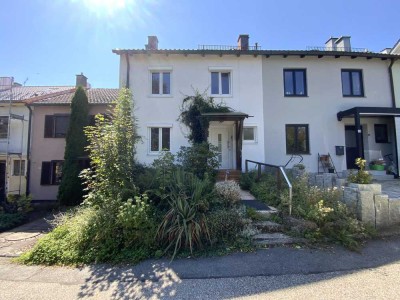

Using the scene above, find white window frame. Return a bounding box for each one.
[243,126,257,144]
[13,159,26,176]
[148,67,172,97]
[209,67,232,97]
[147,124,172,155]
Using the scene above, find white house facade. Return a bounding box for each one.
[113,35,400,176]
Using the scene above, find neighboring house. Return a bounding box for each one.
[113,35,400,175]
[0,78,74,200]
[28,74,118,201]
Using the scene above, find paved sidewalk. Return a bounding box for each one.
[0,216,53,257]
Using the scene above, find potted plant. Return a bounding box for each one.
[369,159,386,171]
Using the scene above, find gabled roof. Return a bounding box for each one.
[29,88,119,105]
[0,86,75,103]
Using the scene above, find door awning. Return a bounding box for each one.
[201,112,251,121]
[337,106,400,121]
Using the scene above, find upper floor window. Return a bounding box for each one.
[286,124,310,154]
[149,127,171,153]
[0,116,9,139]
[44,115,70,138]
[284,69,307,97]
[341,69,364,97]
[211,71,231,95]
[151,72,171,95]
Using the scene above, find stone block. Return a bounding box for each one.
[348,183,382,194]
[323,173,334,189]
[374,194,390,229]
[343,187,358,207]
[315,175,324,188]
[358,191,375,224]
[389,199,400,226]
[334,178,346,189]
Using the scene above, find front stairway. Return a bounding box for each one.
[216,169,241,182]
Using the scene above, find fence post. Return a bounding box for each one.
[245,160,248,173]
[257,164,261,180]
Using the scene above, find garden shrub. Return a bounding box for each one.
[250,174,280,207]
[0,212,26,232]
[177,142,220,180]
[348,158,372,184]
[207,209,245,243]
[239,170,257,190]
[215,180,241,207]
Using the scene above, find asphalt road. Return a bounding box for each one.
[0,235,400,299]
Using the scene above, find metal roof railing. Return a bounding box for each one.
[198,44,261,51]
[306,46,370,53]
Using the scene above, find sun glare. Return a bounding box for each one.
[81,0,129,16]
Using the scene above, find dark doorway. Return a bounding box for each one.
[0,161,6,203]
[345,125,364,169]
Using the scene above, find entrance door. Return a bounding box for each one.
[209,127,232,169]
[0,161,5,203]
[345,125,364,169]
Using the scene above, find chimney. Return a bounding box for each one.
[238,34,249,50]
[335,36,351,52]
[76,73,88,87]
[325,37,338,51]
[145,36,159,50]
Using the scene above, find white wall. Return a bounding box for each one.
[262,56,393,172]
[0,104,29,155]
[123,54,265,167]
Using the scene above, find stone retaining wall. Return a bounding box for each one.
[301,171,400,229]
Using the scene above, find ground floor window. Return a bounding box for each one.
[13,160,25,176]
[40,161,63,185]
[374,124,389,143]
[149,127,171,152]
[0,116,9,139]
[243,126,257,143]
[285,124,310,154]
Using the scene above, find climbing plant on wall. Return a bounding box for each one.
[178,90,232,144]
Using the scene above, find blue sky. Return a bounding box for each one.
[1,0,399,88]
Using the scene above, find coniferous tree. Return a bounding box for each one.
[58,86,89,206]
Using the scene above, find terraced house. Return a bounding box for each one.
[113,35,400,178]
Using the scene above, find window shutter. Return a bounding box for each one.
[44,116,54,138]
[40,162,51,185]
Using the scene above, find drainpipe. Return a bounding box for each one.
[389,58,399,177]
[389,58,396,108]
[25,104,32,195]
[125,53,130,89]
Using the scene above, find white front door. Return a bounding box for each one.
[209,127,232,169]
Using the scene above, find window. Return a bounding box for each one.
[243,126,257,143]
[284,69,307,96]
[0,116,9,139]
[149,127,170,152]
[40,161,63,185]
[341,70,364,97]
[374,124,389,143]
[211,72,231,95]
[151,72,171,95]
[13,160,25,176]
[44,115,70,138]
[286,124,310,154]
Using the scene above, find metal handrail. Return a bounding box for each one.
[284,154,303,168]
[306,46,370,52]
[245,159,292,215]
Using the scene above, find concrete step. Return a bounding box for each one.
[252,233,306,246]
[253,221,284,233]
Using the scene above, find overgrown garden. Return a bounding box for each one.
[19,89,252,265]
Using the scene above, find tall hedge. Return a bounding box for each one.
[58,86,89,206]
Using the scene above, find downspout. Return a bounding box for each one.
[389,57,399,177]
[25,104,32,195]
[125,53,130,89]
[389,58,396,108]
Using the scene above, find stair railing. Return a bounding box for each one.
[245,159,293,215]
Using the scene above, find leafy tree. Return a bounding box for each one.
[58,86,89,206]
[82,88,140,206]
